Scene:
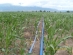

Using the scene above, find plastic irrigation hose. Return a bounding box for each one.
[28,20,41,54]
[40,19,44,55]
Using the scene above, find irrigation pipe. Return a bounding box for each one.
[40,19,44,55]
[28,20,41,54]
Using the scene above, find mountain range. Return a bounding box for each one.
[0,3,57,11]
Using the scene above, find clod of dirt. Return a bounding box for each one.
[32,41,40,55]
[24,32,31,37]
[55,49,70,55]
[0,53,3,55]
[15,39,21,46]
[65,38,73,47]
[24,28,35,39]
[59,41,65,47]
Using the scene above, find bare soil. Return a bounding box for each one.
[15,20,73,55]
[24,19,43,55]
[55,37,73,55]
[24,19,73,55]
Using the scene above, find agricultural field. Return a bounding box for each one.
[0,12,73,55]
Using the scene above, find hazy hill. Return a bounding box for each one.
[0,3,57,11]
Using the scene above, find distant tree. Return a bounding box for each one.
[49,11,50,12]
[47,11,48,12]
[39,10,42,12]
[43,10,46,12]
[54,11,56,13]
[22,11,23,12]
[32,11,34,12]
[35,11,37,12]
[60,11,61,13]
[66,11,70,13]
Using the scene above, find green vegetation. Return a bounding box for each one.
[44,12,73,55]
[0,12,40,55]
[0,12,73,55]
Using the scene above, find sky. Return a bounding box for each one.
[0,0,73,10]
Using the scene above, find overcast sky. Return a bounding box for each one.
[0,0,73,10]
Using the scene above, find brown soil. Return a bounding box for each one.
[0,51,4,55]
[31,19,43,55]
[55,37,73,55]
[65,38,73,47]
[24,19,73,55]
[55,49,70,55]
[32,41,40,55]
[24,26,35,39]
[24,19,43,55]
